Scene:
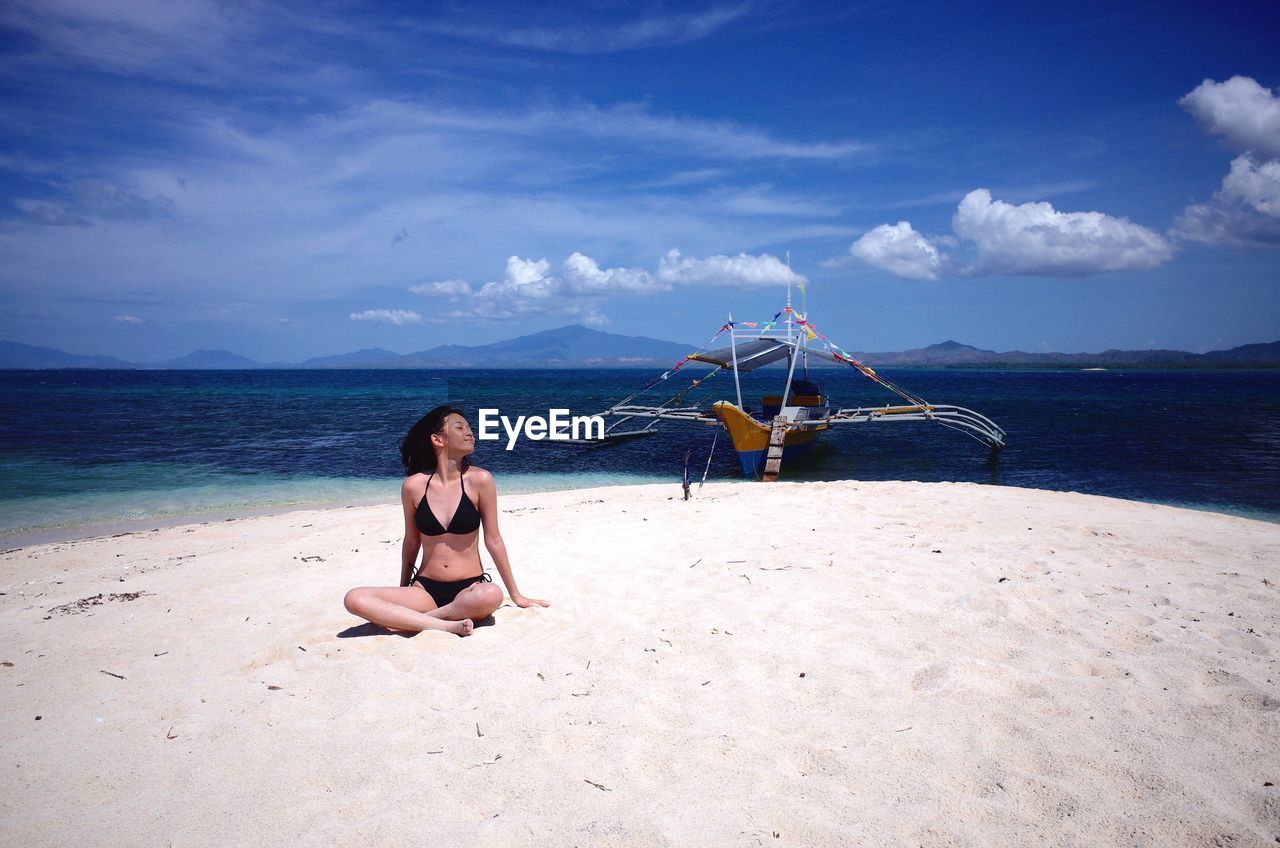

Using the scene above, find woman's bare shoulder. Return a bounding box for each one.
[401,473,429,498]
[466,466,495,487]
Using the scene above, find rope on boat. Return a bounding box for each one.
[800,317,931,408]
[667,366,721,408]
[609,324,731,409]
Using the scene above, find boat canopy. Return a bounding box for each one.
[689,337,841,372]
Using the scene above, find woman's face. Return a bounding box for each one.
[434,412,475,455]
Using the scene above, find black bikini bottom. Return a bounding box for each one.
[413,572,491,608]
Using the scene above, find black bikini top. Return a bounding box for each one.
[415,471,482,537]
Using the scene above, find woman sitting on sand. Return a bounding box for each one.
[343,405,548,636]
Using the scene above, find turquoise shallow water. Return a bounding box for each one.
[0,455,678,545]
[3,367,1279,543]
[1,460,392,542]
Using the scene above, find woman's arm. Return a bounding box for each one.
[399,477,422,587]
[474,468,548,608]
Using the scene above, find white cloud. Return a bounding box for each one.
[951,189,1174,276]
[1173,206,1280,249]
[566,103,868,161]
[113,314,143,324]
[476,256,559,302]
[328,98,867,164]
[843,190,1174,278]
[1172,154,1280,248]
[848,222,942,281]
[442,256,564,322]
[428,4,750,54]
[424,248,803,323]
[1180,76,1280,158]
[451,253,650,323]
[349,309,422,325]
[438,256,608,324]
[1221,154,1280,218]
[656,248,804,288]
[409,279,472,298]
[562,252,662,294]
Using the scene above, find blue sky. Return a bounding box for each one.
[0,1,1277,362]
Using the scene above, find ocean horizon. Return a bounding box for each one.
[4,366,1279,545]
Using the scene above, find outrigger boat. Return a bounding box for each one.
[582,284,1006,480]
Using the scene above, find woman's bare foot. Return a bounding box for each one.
[421,617,473,636]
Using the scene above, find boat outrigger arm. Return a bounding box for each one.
[589,309,1006,469]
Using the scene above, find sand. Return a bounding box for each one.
[1,480,1277,846]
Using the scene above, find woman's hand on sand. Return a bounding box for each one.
[512,594,549,608]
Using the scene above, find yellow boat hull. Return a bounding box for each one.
[712,401,827,477]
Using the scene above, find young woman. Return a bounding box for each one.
[343,405,548,636]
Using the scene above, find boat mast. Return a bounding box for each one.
[728,310,744,409]
[798,250,809,382]
[781,251,799,406]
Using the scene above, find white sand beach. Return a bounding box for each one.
[1,481,1277,846]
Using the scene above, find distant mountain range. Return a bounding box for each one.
[848,339,1280,369]
[3,326,1279,370]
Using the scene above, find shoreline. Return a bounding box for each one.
[0,499,397,553]
[0,471,688,550]
[3,475,1277,551]
[2,480,1277,844]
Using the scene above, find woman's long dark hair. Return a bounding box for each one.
[400,405,471,475]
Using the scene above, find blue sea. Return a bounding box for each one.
[3,367,1279,544]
